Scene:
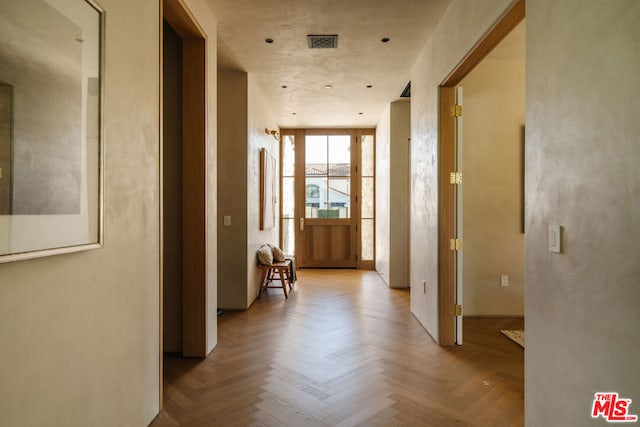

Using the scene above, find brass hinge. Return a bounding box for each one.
[450,172,462,184]
[356,224,358,232]
[451,304,462,316]
[449,238,462,251]
[450,104,462,118]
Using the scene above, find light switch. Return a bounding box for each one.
[223,215,231,226]
[548,224,561,253]
[500,275,509,287]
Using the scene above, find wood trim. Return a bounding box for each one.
[181,38,207,357]
[438,86,457,346]
[158,0,164,410]
[163,0,206,40]
[437,0,525,346]
[441,0,525,87]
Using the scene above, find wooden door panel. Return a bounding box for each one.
[302,223,354,268]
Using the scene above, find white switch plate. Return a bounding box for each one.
[223,215,231,226]
[548,224,561,253]
[500,274,509,287]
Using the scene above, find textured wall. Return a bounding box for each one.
[410,0,513,341]
[525,1,640,425]
[0,0,161,424]
[460,57,525,316]
[375,104,391,282]
[0,0,219,423]
[217,71,249,309]
[389,101,411,288]
[246,75,279,307]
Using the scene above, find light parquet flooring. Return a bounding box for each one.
[151,270,524,427]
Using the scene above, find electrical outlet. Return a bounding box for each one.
[223,215,232,226]
[500,275,509,287]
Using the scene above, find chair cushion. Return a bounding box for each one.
[269,244,286,262]
[257,244,273,265]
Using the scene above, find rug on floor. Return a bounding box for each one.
[501,329,524,348]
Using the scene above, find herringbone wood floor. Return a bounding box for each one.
[151,270,524,427]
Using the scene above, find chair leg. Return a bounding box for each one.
[258,267,268,297]
[278,266,288,299]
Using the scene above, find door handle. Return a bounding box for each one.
[300,218,304,231]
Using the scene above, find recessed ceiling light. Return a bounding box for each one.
[292,112,297,115]
[281,85,288,89]
[381,37,390,43]
[265,38,274,44]
[366,85,373,88]
[324,85,333,89]
[358,112,364,115]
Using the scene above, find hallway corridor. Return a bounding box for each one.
[152,270,524,426]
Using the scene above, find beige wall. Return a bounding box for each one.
[460,56,525,316]
[376,100,411,288]
[375,105,391,282]
[526,1,640,424]
[217,72,278,309]
[410,0,514,341]
[0,0,218,424]
[246,75,279,306]
[217,71,248,309]
[0,0,161,424]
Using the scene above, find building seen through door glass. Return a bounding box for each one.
[305,135,351,219]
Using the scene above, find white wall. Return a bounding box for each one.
[0,0,218,424]
[526,1,640,425]
[410,0,514,342]
[460,54,525,316]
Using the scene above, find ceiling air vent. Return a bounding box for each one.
[308,34,338,49]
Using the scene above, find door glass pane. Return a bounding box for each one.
[361,134,374,176]
[305,177,326,219]
[282,135,295,176]
[305,135,327,164]
[282,177,295,218]
[328,178,350,218]
[361,219,374,260]
[328,135,351,167]
[282,218,295,255]
[361,177,374,218]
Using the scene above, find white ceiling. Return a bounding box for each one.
[209,0,452,128]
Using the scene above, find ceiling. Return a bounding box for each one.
[209,0,452,128]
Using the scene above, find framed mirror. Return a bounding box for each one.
[0,0,104,263]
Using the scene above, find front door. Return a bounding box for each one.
[297,131,357,268]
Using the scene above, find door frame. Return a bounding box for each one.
[160,0,207,408]
[296,129,358,268]
[437,0,525,345]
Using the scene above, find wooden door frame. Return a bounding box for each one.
[160,0,207,409]
[437,0,525,345]
[295,129,358,268]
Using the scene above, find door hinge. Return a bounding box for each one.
[450,172,462,184]
[356,224,358,232]
[450,104,462,118]
[449,238,462,251]
[451,304,462,316]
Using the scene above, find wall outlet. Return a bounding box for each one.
[500,274,509,287]
[223,215,232,226]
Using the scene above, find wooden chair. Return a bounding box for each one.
[258,261,293,299]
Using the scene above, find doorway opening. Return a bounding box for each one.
[160,0,207,409]
[280,129,375,269]
[437,0,525,345]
